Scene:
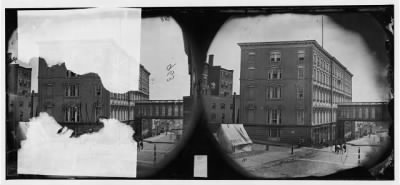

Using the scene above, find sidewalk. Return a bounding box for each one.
[144,132,176,143]
[233,144,315,170]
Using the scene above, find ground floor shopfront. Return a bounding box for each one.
[244,121,354,146]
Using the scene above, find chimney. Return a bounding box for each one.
[208,54,214,67]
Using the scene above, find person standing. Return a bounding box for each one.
[342,143,347,153]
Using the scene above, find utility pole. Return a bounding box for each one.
[322,15,324,48]
[232,92,236,123]
[30,90,34,117]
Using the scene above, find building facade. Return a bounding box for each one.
[238,40,352,145]
[38,58,150,124]
[7,63,36,122]
[109,65,150,122]
[139,64,150,98]
[197,54,238,131]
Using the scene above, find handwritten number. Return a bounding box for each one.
[166,63,176,82]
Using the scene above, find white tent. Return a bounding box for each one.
[216,124,252,153]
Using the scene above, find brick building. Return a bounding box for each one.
[192,54,238,131]
[7,62,37,122]
[38,58,150,125]
[238,40,352,145]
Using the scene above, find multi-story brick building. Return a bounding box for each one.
[238,40,352,145]
[38,58,150,125]
[195,54,238,131]
[7,62,37,122]
[207,55,234,97]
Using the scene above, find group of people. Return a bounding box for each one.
[334,143,347,154]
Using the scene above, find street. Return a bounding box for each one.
[233,133,390,178]
[137,132,178,166]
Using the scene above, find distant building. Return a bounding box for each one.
[238,40,352,145]
[7,62,35,122]
[186,54,238,132]
[133,100,183,138]
[207,56,234,97]
[6,58,38,150]
[38,58,150,124]
[200,55,234,97]
[109,65,150,122]
[139,64,150,98]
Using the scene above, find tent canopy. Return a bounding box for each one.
[218,124,252,146]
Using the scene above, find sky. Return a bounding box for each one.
[207,14,391,102]
[13,8,142,93]
[140,17,190,100]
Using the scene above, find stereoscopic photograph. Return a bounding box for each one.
[2,3,395,183]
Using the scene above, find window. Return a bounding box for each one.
[266,109,281,125]
[65,85,79,97]
[248,69,255,79]
[221,103,225,109]
[247,109,255,122]
[211,113,216,121]
[168,105,173,116]
[230,104,234,110]
[211,103,216,109]
[248,87,255,99]
[46,86,53,96]
[269,128,280,137]
[66,70,78,78]
[268,68,281,80]
[95,85,102,96]
[313,69,316,81]
[65,106,80,122]
[270,51,281,63]
[297,110,304,125]
[19,101,23,107]
[297,87,304,99]
[313,54,317,66]
[371,107,376,119]
[297,50,305,64]
[266,86,281,99]
[298,66,304,79]
[221,113,225,123]
[19,111,23,121]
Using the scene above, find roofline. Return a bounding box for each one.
[238,40,353,76]
[140,64,151,75]
[206,63,234,72]
[10,63,32,70]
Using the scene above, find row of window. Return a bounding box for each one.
[248,66,305,80]
[313,53,330,73]
[247,50,305,65]
[313,68,331,86]
[210,112,226,122]
[247,86,304,100]
[247,109,305,125]
[45,84,102,97]
[9,101,32,108]
[339,107,376,120]
[313,87,331,103]
[211,103,234,110]
[136,105,183,117]
[110,107,134,121]
[18,79,31,88]
[313,110,336,125]
[65,106,80,122]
